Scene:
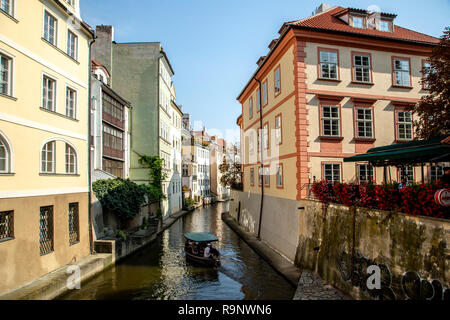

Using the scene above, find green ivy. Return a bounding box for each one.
[93,178,147,224]
[139,155,168,203]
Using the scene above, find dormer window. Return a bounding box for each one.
[352,16,365,29]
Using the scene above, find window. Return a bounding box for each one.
[258,167,263,186]
[257,129,261,153]
[399,166,414,183]
[319,50,338,80]
[103,92,124,123]
[430,166,443,182]
[68,203,79,245]
[256,89,261,111]
[40,206,54,256]
[422,61,432,89]
[380,20,390,32]
[352,16,364,29]
[276,165,283,188]
[103,158,123,178]
[0,53,12,96]
[264,167,270,186]
[0,135,10,173]
[67,30,78,59]
[323,163,341,183]
[43,11,57,45]
[103,125,123,151]
[275,115,282,145]
[0,210,13,241]
[1,0,13,16]
[41,141,55,173]
[353,54,371,83]
[65,0,75,6]
[321,106,340,137]
[262,81,268,106]
[42,75,56,111]
[263,123,269,150]
[66,87,76,118]
[65,144,76,174]
[250,168,254,186]
[396,111,413,141]
[358,164,374,184]
[249,97,253,119]
[393,58,411,87]
[249,132,254,155]
[274,67,281,95]
[356,108,373,138]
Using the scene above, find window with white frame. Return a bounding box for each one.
[430,165,443,182]
[264,167,270,186]
[358,164,374,184]
[43,11,57,45]
[322,106,340,137]
[356,108,373,138]
[422,61,432,89]
[323,163,341,183]
[41,141,55,173]
[42,75,56,111]
[276,165,283,187]
[380,20,390,32]
[65,144,76,174]
[352,16,364,29]
[66,87,76,118]
[399,166,414,183]
[274,67,281,95]
[250,168,254,185]
[256,89,261,111]
[262,81,268,106]
[353,55,371,83]
[67,30,78,60]
[393,58,411,87]
[249,132,254,155]
[0,53,12,96]
[396,111,413,141]
[275,115,282,145]
[258,167,263,185]
[319,50,338,80]
[1,0,13,16]
[0,135,10,173]
[263,123,269,149]
[249,97,253,118]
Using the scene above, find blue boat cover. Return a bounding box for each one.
[184,232,219,242]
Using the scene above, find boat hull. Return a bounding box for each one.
[185,251,221,267]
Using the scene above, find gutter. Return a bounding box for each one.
[253,76,264,240]
[88,34,96,254]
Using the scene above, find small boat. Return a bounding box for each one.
[184,232,221,267]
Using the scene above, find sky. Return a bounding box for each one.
[80,0,450,143]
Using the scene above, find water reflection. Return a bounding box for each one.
[59,202,294,300]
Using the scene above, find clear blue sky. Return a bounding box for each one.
[80,0,449,143]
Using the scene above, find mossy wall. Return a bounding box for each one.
[296,200,450,300]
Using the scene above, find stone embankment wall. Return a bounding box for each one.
[229,190,300,262]
[296,200,450,300]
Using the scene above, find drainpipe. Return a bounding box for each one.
[253,76,264,240]
[88,35,96,254]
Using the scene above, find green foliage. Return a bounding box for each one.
[185,197,195,207]
[219,156,242,187]
[139,155,168,203]
[116,230,127,241]
[93,178,147,223]
[414,28,450,139]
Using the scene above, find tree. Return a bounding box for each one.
[219,155,242,187]
[414,28,450,140]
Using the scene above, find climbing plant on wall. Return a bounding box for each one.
[138,155,168,204]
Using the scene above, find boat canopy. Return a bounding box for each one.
[184,232,219,243]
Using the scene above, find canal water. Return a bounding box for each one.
[59,202,295,300]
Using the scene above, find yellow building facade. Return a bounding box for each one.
[238,6,440,201]
[0,0,93,295]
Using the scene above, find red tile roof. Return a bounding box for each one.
[288,6,439,45]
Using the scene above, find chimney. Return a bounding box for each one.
[315,3,330,14]
[92,26,114,76]
[268,39,279,51]
[256,56,266,67]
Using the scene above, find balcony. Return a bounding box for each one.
[103,146,124,160]
[103,112,125,129]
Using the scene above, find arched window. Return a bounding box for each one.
[65,144,77,174]
[41,141,55,173]
[0,135,10,173]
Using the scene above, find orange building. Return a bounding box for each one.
[237,4,442,202]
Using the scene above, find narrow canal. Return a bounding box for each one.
[59,202,295,300]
